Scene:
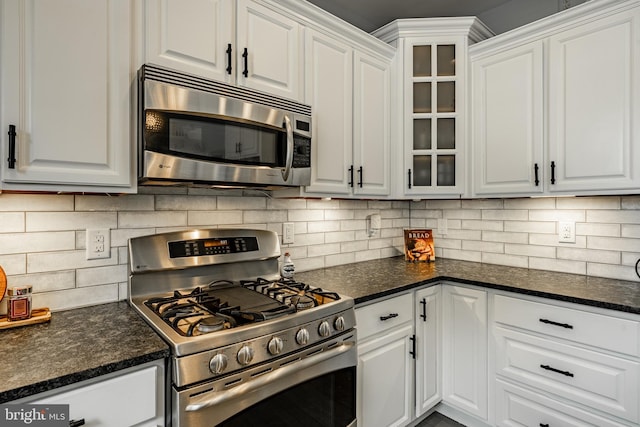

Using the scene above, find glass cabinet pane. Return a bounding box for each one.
[413,46,431,77]
[437,155,455,186]
[413,155,432,186]
[436,118,455,149]
[437,45,455,76]
[413,82,432,113]
[437,82,455,113]
[413,119,431,150]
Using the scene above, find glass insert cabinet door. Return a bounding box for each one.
[405,40,460,193]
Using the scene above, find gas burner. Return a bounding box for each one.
[290,294,316,310]
[195,316,226,334]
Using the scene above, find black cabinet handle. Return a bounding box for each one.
[348,165,354,187]
[357,166,363,188]
[539,318,573,329]
[226,43,232,75]
[8,124,16,169]
[409,335,416,359]
[420,298,427,321]
[540,364,574,377]
[242,48,248,77]
[550,161,556,184]
[534,163,539,186]
[380,313,398,321]
[69,419,85,427]
[540,424,549,427]
[408,169,412,189]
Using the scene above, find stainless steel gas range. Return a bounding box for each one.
[128,229,357,427]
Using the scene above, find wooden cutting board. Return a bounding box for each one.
[0,265,6,303]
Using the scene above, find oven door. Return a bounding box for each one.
[173,334,357,427]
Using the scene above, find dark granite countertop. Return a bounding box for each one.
[0,301,169,404]
[295,257,640,314]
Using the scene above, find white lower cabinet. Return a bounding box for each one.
[493,292,640,426]
[415,285,442,418]
[24,361,165,427]
[356,292,414,427]
[442,284,488,420]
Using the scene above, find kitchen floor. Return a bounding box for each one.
[416,412,465,427]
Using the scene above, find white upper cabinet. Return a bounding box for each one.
[0,0,136,192]
[373,19,493,199]
[145,0,302,101]
[548,8,640,193]
[472,42,544,196]
[470,0,640,197]
[145,0,233,83]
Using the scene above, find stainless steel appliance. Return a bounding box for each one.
[138,65,312,188]
[128,229,356,427]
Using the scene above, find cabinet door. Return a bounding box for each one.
[236,0,302,101]
[353,51,391,196]
[472,41,544,196]
[414,285,441,418]
[303,29,352,195]
[404,37,465,196]
[442,285,488,420]
[548,7,640,193]
[357,323,414,427]
[145,0,233,83]
[1,0,134,191]
[33,365,162,427]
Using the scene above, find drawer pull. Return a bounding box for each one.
[380,313,399,321]
[539,318,573,329]
[420,298,427,321]
[540,364,574,377]
[69,419,85,427]
[540,424,549,427]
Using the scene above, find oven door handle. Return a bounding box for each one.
[185,341,355,412]
[282,114,294,182]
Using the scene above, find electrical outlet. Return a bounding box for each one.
[283,222,295,244]
[558,221,575,243]
[86,228,111,259]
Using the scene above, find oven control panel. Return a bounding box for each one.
[169,237,259,258]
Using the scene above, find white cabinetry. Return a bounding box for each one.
[145,0,302,101]
[471,0,640,197]
[373,19,492,199]
[0,0,136,192]
[356,292,414,427]
[442,284,488,420]
[414,285,441,418]
[493,293,640,426]
[277,26,392,198]
[23,361,164,427]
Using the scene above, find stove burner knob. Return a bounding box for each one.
[267,337,284,355]
[318,320,332,338]
[237,345,254,366]
[209,354,228,374]
[334,316,346,331]
[295,328,310,346]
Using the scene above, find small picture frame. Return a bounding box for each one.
[404,229,435,262]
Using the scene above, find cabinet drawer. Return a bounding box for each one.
[496,379,628,427]
[495,327,639,423]
[34,366,160,426]
[494,294,640,356]
[356,292,413,340]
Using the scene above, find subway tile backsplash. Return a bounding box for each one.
[0,190,638,312]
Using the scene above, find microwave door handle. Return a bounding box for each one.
[282,115,294,182]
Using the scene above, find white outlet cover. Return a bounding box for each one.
[86,228,111,259]
[558,221,576,243]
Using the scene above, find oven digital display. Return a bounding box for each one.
[168,237,259,258]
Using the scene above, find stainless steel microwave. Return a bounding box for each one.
[138,65,311,188]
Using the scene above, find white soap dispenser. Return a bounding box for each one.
[281,252,295,278]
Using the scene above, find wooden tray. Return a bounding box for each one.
[0,307,51,330]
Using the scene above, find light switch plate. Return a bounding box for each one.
[86,228,111,259]
[283,223,294,244]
